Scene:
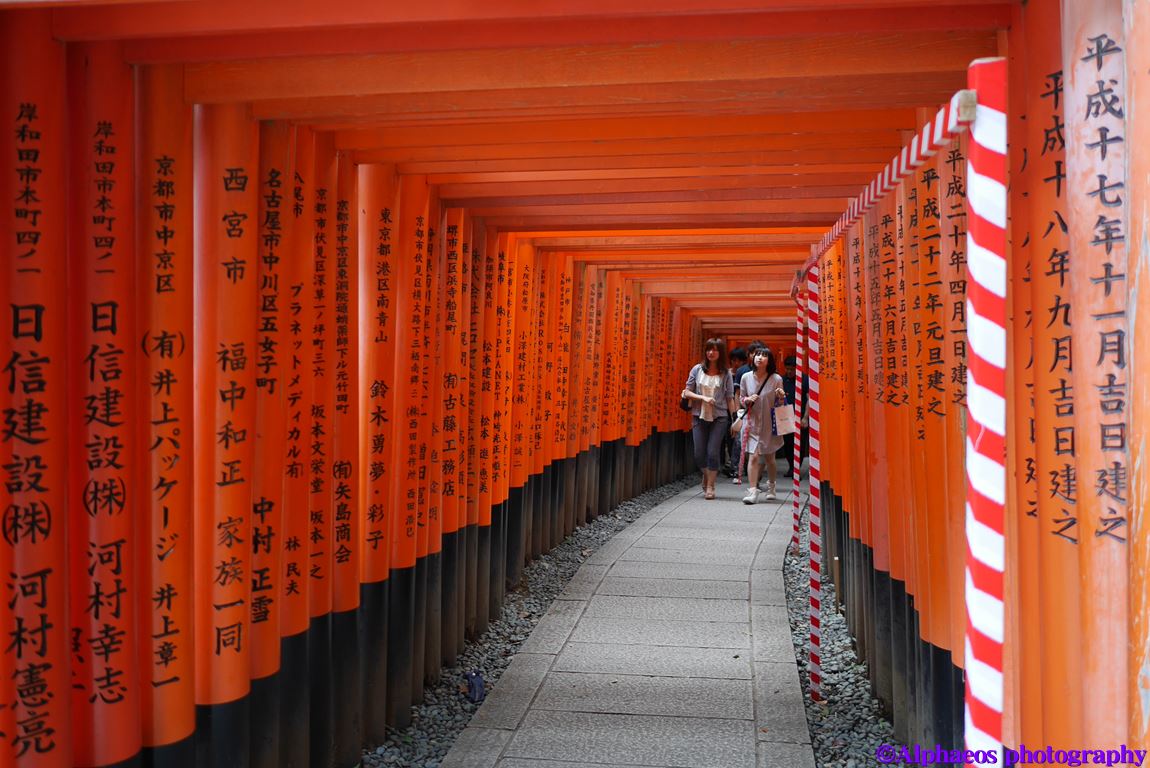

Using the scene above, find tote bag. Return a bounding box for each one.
[771,403,797,436]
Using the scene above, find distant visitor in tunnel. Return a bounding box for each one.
[738,347,786,503]
[779,355,808,476]
[724,346,748,483]
[681,337,736,500]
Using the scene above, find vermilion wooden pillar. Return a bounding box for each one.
[491,233,515,614]
[192,101,259,768]
[249,119,293,768]
[67,39,142,768]
[1,10,71,768]
[937,133,969,680]
[529,250,548,558]
[439,208,467,662]
[453,214,474,650]
[1063,0,1129,746]
[555,255,576,532]
[875,189,906,731]
[1003,13,1031,744]
[1010,0,1056,744]
[1023,0,1072,749]
[357,161,398,744]
[464,226,487,639]
[507,241,533,578]
[307,131,337,768]
[413,192,440,701]
[474,228,499,633]
[332,148,362,767]
[135,63,196,768]
[279,125,315,768]
[1127,0,1150,749]
[387,173,428,727]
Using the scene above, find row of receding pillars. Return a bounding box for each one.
[808,0,1150,753]
[0,16,704,767]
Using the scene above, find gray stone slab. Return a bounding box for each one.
[597,575,749,600]
[659,508,772,523]
[644,526,766,543]
[753,662,812,744]
[586,594,748,623]
[764,520,797,543]
[757,741,817,768]
[752,605,797,663]
[559,563,609,600]
[619,545,756,567]
[654,516,769,530]
[440,727,513,768]
[570,616,751,649]
[608,560,750,582]
[518,599,586,654]
[751,570,788,607]
[752,547,786,572]
[505,710,756,768]
[554,642,752,680]
[470,653,553,730]
[534,671,753,720]
[757,542,790,572]
[585,538,631,566]
[631,536,761,553]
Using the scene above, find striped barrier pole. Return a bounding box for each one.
[962,56,1007,760]
[807,265,822,701]
[792,277,805,551]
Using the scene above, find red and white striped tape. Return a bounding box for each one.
[962,57,1007,761]
[806,265,823,701]
[792,287,805,551]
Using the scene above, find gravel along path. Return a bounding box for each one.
[784,502,910,768]
[362,473,702,768]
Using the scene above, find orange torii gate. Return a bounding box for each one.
[3,2,1150,767]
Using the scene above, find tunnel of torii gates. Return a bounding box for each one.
[1,0,1149,766]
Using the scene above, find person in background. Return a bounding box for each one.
[682,338,737,500]
[735,340,762,385]
[739,347,786,503]
[778,355,809,476]
[732,340,762,486]
[724,347,748,481]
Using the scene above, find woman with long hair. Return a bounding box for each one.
[738,346,786,503]
[681,337,736,499]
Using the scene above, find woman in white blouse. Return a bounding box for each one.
[681,338,737,499]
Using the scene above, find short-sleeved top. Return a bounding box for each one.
[739,371,785,455]
[684,364,734,421]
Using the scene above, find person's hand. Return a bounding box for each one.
[745,393,758,406]
[706,396,717,406]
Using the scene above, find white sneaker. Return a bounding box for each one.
[742,488,759,505]
[764,482,777,500]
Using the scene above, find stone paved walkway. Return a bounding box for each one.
[441,472,817,768]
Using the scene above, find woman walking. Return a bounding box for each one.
[739,347,786,503]
[682,338,736,500]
